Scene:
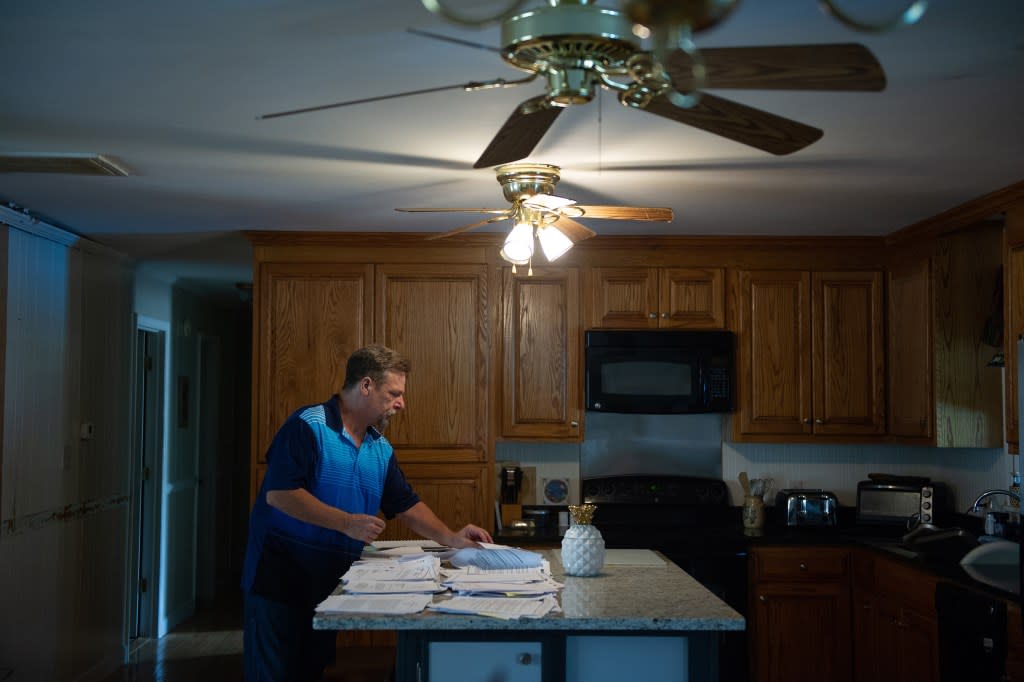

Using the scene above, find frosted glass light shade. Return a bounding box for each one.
[500,222,534,264]
[537,225,573,261]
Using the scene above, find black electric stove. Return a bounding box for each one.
[583,474,749,681]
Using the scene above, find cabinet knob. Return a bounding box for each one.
[802,418,812,425]
[814,418,824,424]
[518,653,533,665]
[759,595,766,602]
[570,420,579,428]
[799,562,807,571]
[661,312,668,319]
[648,312,657,319]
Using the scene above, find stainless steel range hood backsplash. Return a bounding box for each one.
[580,412,724,480]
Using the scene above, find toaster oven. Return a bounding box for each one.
[856,477,947,526]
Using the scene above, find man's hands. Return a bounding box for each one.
[341,513,386,544]
[449,523,494,548]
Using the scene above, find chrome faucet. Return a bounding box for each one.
[968,489,1022,513]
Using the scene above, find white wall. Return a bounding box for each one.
[0,224,134,682]
[496,421,1013,513]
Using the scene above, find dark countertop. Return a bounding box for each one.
[499,506,1021,603]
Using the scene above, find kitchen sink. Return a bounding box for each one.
[899,525,980,562]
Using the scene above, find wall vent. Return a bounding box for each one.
[0,153,131,176]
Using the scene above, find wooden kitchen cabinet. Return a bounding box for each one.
[251,259,491,526]
[500,266,582,440]
[373,264,489,464]
[251,262,374,499]
[1005,205,1024,454]
[586,266,725,329]
[887,256,933,439]
[887,225,1004,448]
[735,269,884,438]
[748,546,852,682]
[852,549,939,682]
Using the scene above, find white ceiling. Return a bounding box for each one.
[2,1,1023,293]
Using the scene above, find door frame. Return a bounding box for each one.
[124,315,168,647]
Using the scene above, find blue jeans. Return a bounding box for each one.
[243,591,336,681]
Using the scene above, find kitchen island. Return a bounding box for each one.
[314,549,744,682]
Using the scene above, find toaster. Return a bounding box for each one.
[775,489,839,527]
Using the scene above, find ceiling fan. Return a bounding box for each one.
[396,162,671,268]
[260,0,887,168]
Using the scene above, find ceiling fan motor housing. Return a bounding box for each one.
[501,3,639,105]
[495,163,561,203]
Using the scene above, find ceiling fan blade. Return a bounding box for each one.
[474,95,563,169]
[665,43,886,91]
[642,92,822,156]
[260,73,538,119]
[574,206,673,221]
[406,28,503,53]
[553,217,597,243]
[396,207,509,214]
[423,214,512,241]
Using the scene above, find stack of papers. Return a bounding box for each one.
[436,556,563,618]
[428,595,561,619]
[315,544,563,619]
[316,593,433,615]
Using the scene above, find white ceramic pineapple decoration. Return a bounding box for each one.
[560,504,605,577]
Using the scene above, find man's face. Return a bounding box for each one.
[367,370,406,430]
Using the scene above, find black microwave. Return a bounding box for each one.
[585,330,735,414]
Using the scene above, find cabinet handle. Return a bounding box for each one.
[570,420,579,428]
[648,312,657,319]
[518,653,533,665]
[814,418,824,424]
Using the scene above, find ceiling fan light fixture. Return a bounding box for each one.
[500,221,534,264]
[537,224,573,262]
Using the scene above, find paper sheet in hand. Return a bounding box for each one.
[315,593,432,615]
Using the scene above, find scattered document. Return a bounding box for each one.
[343,580,445,594]
[342,555,440,583]
[428,595,561,619]
[371,540,446,550]
[601,549,667,567]
[316,593,433,615]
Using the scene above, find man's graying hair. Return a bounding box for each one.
[342,344,411,390]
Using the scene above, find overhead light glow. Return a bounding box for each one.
[500,221,534,264]
[537,225,573,262]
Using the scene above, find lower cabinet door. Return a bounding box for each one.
[428,641,542,682]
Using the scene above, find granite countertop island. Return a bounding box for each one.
[313,549,744,632]
[314,549,745,682]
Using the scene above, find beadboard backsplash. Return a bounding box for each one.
[496,416,1015,512]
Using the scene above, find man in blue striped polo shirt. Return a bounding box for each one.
[242,344,492,681]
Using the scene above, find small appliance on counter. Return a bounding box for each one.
[775,489,839,527]
[855,473,949,527]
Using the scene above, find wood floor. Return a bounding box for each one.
[99,594,396,682]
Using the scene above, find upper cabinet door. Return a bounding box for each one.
[887,258,933,439]
[659,267,726,329]
[586,266,725,329]
[587,266,659,328]
[255,262,373,463]
[375,264,488,462]
[501,266,582,439]
[812,271,885,436]
[737,270,813,435]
